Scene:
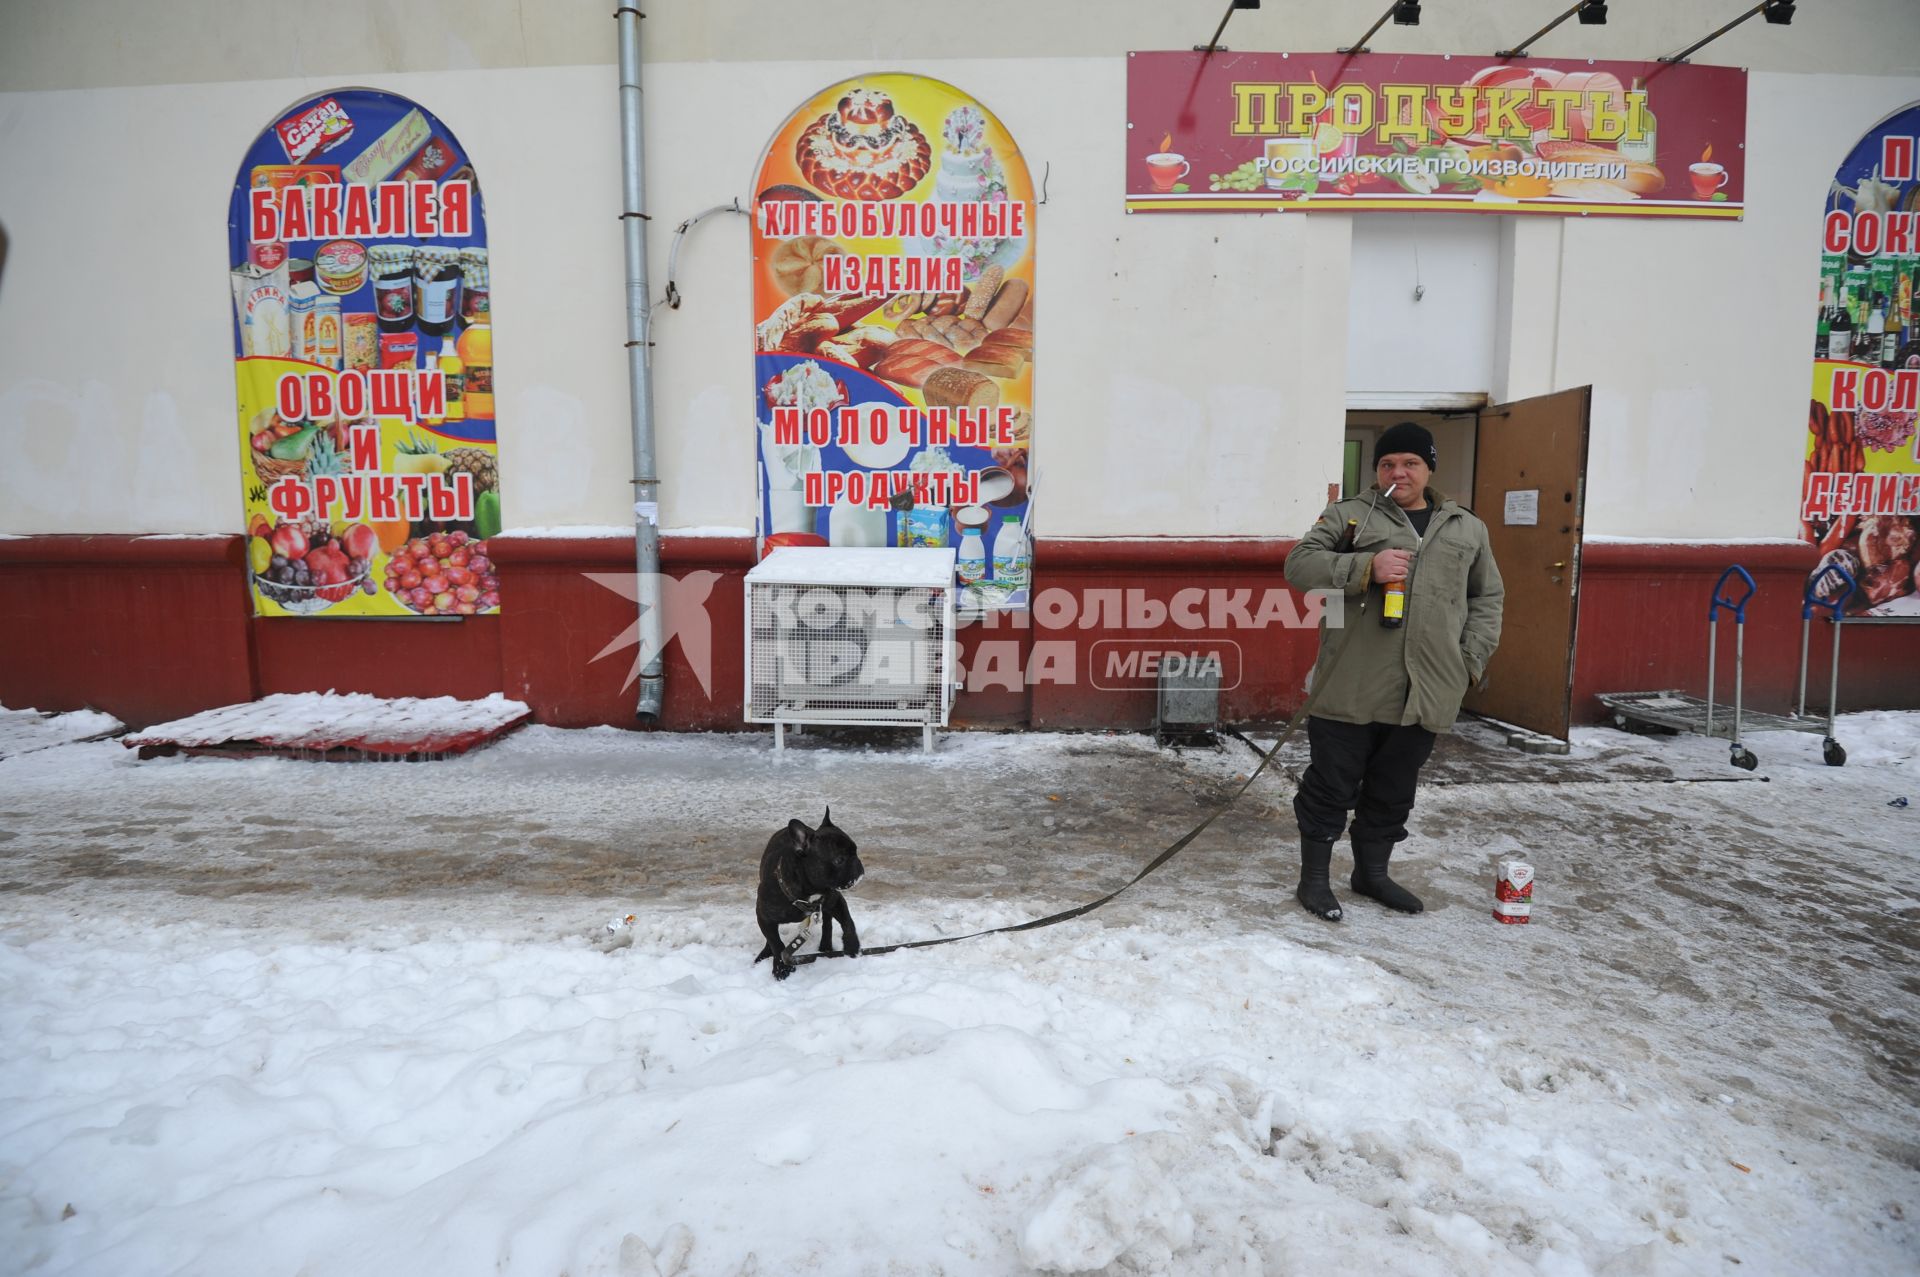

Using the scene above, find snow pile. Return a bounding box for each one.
[3,902,1913,1275]
[1019,1139,1195,1272]
[1571,706,1919,773]
[748,545,956,587]
[121,692,530,755]
[491,525,638,539]
[1,714,1915,1274]
[0,705,122,759]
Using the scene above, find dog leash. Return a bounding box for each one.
[791,686,1319,964]
[791,510,1390,967]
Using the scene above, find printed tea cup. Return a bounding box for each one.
[1689,162,1729,199]
[1145,152,1190,192]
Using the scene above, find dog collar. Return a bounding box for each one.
[775,866,823,915]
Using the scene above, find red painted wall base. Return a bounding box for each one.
[2,535,1913,731]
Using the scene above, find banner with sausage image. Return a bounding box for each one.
[228,89,501,618]
[1125,52,1745,220]
[752,74,1035,612]
[1803,103,1920,618]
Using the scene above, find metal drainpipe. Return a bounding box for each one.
[617,4,664,721]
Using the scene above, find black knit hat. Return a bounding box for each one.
[1374,421,1437,470]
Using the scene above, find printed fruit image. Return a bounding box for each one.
[1491,171,1552,199]
[307,431,350,482]
[393,430,498,542]
[473,490,503,540]
[249,410,356,483]
[442,446,497,494]
[268,522,309,561]
[1208,158,1266,193]
[382,531,500,616]
[253,518,376,615]
[393,429,451,477]
[340,522,379,561]
[371,517,412,554]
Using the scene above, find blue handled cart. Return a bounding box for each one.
[1597,563,1855,771]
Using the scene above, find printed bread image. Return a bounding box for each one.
[871,272,1033,388]
[871,338,964,387]
[769,236,843,296]
[922,367,1000,410]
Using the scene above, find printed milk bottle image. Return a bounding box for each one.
[992,514,1029,587]
[957,525,987,585]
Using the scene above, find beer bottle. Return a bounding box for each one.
[1828,300,1853,362]
[1380,578,1406,629]
[1862,294,1886,364]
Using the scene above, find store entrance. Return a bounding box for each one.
[1343,387,1592,740]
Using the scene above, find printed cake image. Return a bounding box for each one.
[795,88,932,201]
[926,106,1015,280]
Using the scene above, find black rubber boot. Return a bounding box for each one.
[1296,837,1343,922]
[1350,841,1424,914]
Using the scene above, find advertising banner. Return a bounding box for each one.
[1125,51,1746,219]
[1802,104,1920,618]
[752,74,1035,612]
[228,89,500,619]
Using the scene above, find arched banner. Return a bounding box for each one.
[751,75,1035,611]
[1803,103,1920,617]
[228,89,500,619]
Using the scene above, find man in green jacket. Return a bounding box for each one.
[1281,422,1504,922]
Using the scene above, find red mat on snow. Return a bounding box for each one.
[123,693,531,760]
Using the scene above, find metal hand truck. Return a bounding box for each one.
[1597,563,1854,771]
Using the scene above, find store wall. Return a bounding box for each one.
[3,1,1919,547]
[7,0,1917,91]
[1347,216,1501,399]
[0,56,1352,543]
[3,2,1920,733]
[1558,72,1920,540]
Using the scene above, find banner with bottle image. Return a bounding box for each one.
[1801,102,1920,619]
[228,88,501,619]
[1125,51,1745,219]
[751,74,1035,611]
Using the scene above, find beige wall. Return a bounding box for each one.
[1,3,1918,541]
[5,0,1917,89]
[0,55,1353,539]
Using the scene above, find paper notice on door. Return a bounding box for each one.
[1504,489,1540,526]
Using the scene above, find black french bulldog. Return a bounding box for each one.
[753,807,864,981]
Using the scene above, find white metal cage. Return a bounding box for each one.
[744,548,957,752]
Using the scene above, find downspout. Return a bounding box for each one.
[616,4,664,721]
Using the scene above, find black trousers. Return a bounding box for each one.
[1292,716,1438,846]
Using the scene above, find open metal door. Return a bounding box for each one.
[1464,386,1591,739]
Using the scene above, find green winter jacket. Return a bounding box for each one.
[1283,485,1505,733]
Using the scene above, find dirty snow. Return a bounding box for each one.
[0,707,122,760]
[0,713,1915,1275]
[122,692,530,753]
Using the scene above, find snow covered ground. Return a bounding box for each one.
[0,712,1915,1275]
[0,708,122,761]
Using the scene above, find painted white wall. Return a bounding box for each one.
[1554,72,1920,539]
[0,55,1350,539]
[1,16,1917,541]
[8,0,1917,90]
[1347,215,1500,396]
